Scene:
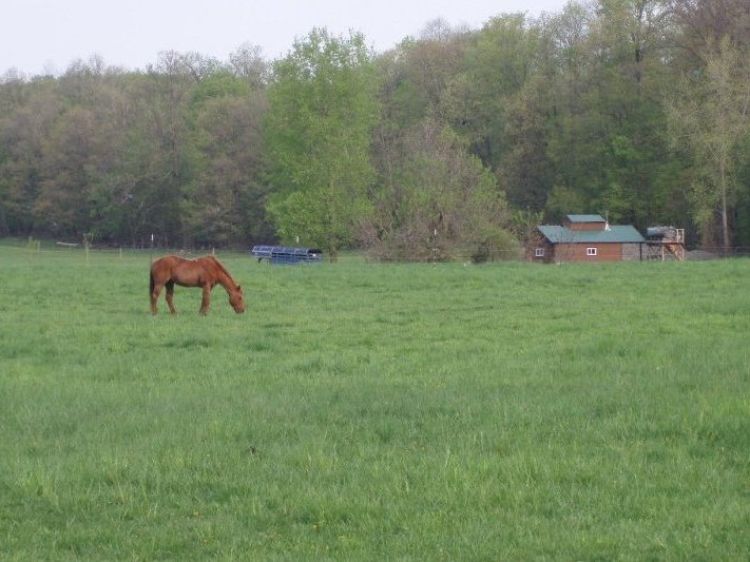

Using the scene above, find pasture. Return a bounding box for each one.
[1,244,749,561]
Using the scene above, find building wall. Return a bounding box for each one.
[554,243,623,262]
[622,243,641,261]
[564,221,606,231]
[527,238,554,263]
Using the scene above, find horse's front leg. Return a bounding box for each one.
[199,283,212,315]
[165,281,177,314]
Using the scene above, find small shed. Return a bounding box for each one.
[529,215,645,263]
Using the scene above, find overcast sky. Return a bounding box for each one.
[3,0,568,76]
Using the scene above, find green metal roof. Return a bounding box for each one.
[538,225,645,244]
[566,214,606,223]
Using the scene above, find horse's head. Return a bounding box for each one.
[229,285,245,314]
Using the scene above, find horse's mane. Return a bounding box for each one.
[202,255,239,288]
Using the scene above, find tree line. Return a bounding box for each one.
[1,0,749,259]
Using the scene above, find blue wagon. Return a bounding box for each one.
[251,245,323,264]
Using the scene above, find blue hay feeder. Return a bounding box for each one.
[250,245,323,264]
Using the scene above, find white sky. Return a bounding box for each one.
[3,0,568,76]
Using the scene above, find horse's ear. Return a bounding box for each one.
[237,284,242,291]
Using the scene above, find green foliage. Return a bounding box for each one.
[444,13,539,168]
[365,119,514,261]
[1,247,750,559]
[184,76,269,246]
[267,187,372,252]
[0,55,271,247]
[666,36,750,249]
[189,71,250,106]
[2,3,750,251]
[544,185,588,222]
[539,0,677,230]
[265,29,379,259]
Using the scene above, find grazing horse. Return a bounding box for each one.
[150,255,245,315]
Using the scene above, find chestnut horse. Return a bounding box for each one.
[150,255,245,315]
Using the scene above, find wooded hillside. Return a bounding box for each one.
[1,0,749,258]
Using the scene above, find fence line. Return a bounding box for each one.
[0,241,243,258]
[0,242,524,262]
[4,239,750,262]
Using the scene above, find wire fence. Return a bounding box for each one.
[3,238,750,263]
[0,239,249,259]
[1,242,529,264]
[683,247,750,259]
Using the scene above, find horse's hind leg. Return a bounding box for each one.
[151,282,164,315]
[165,281,177,314]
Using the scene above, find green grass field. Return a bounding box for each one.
[1,244,749,561]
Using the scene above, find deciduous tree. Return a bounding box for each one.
[265,29,379,260]
[667,37,750,250]
[364,119,515,261]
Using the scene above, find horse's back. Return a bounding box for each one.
[152,254,187,266]
[151,255,186,279]
[151,254,227,287]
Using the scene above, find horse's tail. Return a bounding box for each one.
[149,269,155,296]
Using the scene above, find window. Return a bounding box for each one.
[586,247,597,256]
[535,248,544,257]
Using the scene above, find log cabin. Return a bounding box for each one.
[529,214,645,263]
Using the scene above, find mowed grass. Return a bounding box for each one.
[1,245,749,561]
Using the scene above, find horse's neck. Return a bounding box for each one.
[214,268,237,293]
[201,256,236,293]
